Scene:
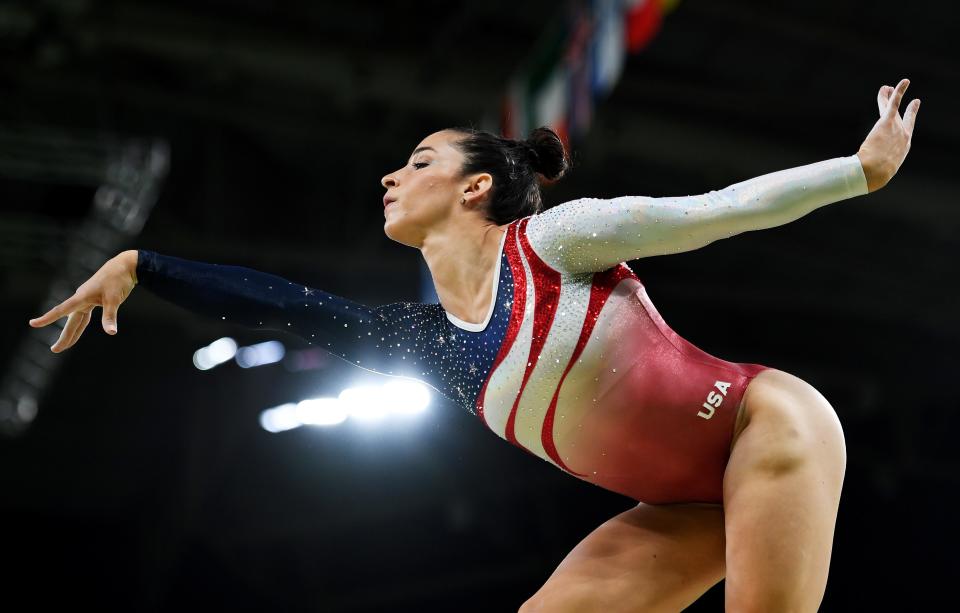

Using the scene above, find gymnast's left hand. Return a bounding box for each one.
[856,78,920,193]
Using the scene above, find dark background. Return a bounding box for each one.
[1,0,957,611]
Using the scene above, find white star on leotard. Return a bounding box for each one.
[303,287,316,296]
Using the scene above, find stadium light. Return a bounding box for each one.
[193,337,237,370]
[258,379,432,433]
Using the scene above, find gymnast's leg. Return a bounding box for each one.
[722,368,847,612]
[518,501,726,613]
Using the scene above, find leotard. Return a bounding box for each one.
[136,154,868,504]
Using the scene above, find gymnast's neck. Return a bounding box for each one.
[419,212,507,323]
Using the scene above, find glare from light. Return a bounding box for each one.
[259,403,300,433]
[338,385,387,421]
[258,380,432,433]
[208,337,238,362]
[16,394,38,423]
[193,337,238,370]
[296,397,347,426]
[236,341,285,369]
[383,379,430,414]
[193,349,215,370]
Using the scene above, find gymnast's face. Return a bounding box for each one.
[380,129,492,248]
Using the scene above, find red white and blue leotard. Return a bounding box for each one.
[136,155,868,504]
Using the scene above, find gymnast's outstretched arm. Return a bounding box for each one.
[525,79,920,275]
[28,249,449,384]
[524,155,869,274]
[132,250,446,377]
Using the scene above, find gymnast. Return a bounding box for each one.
[29,79,919,612]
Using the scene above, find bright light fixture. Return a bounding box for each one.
[258,379,432,433]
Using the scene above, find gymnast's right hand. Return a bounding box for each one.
[27,249,139,353]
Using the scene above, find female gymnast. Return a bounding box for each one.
[29,79,919,612]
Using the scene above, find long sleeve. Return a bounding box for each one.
[135,250,449,382]
[524,154,869,274]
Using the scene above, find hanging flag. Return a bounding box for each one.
[498,0,682,146]
[624,0,663,53]
[591,0,626,98]
[501,78,525,139]
[566,3,595,141]
[532,64,569,144]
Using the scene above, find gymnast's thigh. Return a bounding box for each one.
[518,502,726,613]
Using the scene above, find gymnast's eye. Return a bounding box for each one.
[412,162,428,169]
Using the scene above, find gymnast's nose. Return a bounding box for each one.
[381,173,397,189]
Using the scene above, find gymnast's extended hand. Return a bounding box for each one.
[857,78,920,193]
[27,250,139,352]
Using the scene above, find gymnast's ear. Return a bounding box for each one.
[461,172,493,208]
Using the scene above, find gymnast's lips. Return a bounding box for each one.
[383,196,397,208]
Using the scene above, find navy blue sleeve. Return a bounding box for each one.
[135,249,453,387]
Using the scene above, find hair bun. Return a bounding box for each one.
[524,126,570,182]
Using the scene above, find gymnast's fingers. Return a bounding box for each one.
[101,292,121,335]
[902,98,921,137]
[51,311,85,353]
[29,294,85,328]
[63,309,92,351]
[885,78,909,117]
[877,85,893,116]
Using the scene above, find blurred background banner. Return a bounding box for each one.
[496,0,682,147]
[0,1,957,611]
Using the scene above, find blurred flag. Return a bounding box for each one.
[499,0,681,146]
[624,0,664,53]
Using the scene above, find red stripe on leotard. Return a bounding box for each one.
[502,217,560,454]
[540,263,639,476]
[514,217,585,472]
[475,222,527,428]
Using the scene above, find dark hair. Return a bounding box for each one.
[447,125,571,225]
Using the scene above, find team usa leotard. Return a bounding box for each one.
[136,155,868,504]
